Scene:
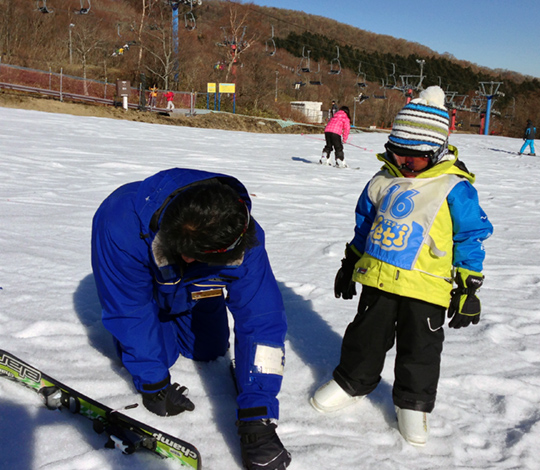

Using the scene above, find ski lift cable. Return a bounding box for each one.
[245,5,429,83]
[244,3,494,92]
[248,4,486,91]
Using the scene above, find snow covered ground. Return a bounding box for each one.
[1,106,539,470]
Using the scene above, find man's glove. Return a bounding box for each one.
[141,382,195,417]
[238,420,291,470]
[447,268,484,329]
[334,244,361,299]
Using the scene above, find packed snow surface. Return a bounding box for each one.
[1,106,539,469]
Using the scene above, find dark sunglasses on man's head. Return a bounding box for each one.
[202,200,251,254]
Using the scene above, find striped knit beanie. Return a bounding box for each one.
[387,86,449,156]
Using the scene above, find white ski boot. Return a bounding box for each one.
[319,154,331,165]
[310,379,363,412]
[335,159,349,168]
[395,406,429,447]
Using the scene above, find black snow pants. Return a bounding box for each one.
[333,285,445,413]
[323,131,345,161]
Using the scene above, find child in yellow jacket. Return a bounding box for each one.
[311,87,493,447]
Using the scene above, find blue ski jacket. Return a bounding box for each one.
[524,121,536,140]
[91,168,287,420]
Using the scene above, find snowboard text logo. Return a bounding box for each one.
[153,432,198,459]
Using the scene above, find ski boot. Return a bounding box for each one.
[310,379,363,412]
[319,153,331,165]
[395,406,429,447]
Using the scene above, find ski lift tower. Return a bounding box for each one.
[478,81,503,135]
[170,1,180,84]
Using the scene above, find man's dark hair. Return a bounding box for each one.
[159,179,257,265]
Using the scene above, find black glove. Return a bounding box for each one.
[447,268,484,329]
[238,420,291,470]
[141,382,195,416]
[334,244,361,300]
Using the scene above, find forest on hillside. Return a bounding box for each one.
[1,0,539,136]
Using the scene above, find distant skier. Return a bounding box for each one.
[329,100,338,118]
[164,90,175,111]
[518,119,536,156]
[148,85,158,109]
[311,86,493,447]
[320,106,351,168]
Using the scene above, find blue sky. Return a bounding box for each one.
[248,0,540,79]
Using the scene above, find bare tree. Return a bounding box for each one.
[0,1,39,64]
[135,0,160,77]
[141,5,176,90]
[72,20,106,94]
[219,4,258,82]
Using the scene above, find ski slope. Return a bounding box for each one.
[0,106,539,469]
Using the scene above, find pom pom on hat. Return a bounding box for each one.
[387,86,450,155]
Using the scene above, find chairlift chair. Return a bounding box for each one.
[37,0,52,13]
[373,79,388,99]
[265,25,276,57]
[471,95,485,113]
[444,91,457,107]
[237,26,247,49]
[309,63,322,85]
[218,27,230,46]
[399,74,424,92]
[299,47,311,73]
[383,63,398,89]
[185,11,196,30]
[328,46,341,75]
[455,95,468,110]
[356,62,367,88]
[356,63,367,87]
[76,0,91,14]
[184,1,196,30]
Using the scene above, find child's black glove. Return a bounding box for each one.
[237,419,291,470]
[447,268,484,329]
[334,244,361,300]
[141,382,195,416]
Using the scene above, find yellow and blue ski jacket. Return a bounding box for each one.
[350,147,493,307]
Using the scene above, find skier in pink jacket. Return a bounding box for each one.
[320,106,352,168]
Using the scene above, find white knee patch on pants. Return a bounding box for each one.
[253,344,285,376]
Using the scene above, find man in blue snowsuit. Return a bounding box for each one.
[519,119,536,156]
[91,168,291,470]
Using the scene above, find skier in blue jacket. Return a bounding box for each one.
[518,119,536,156]
[91,168,291,470]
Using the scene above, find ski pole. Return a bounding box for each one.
[302,133,372,151]
[301,134,325,142]
[345,141,373,152]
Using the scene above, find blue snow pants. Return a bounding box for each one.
[115,295,230,371]
[520,140,536,155]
